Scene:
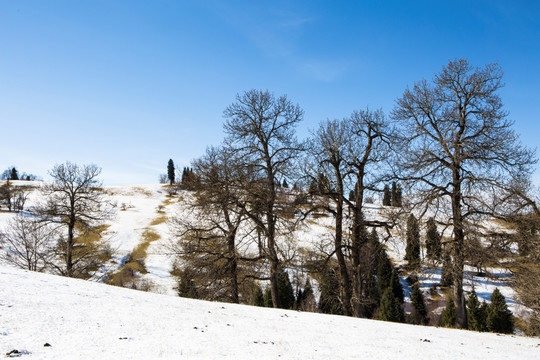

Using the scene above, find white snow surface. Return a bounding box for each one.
[1,265,539,360]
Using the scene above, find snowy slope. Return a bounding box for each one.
[1,265,539,359]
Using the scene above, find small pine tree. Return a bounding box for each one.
[379,287,405,322]
[282,179,288,188]
[438,296,457,328]
[405,214,420,269]
[349,190,355,201]
[364,270,380,318]
[298,278,316,312]
[382,184,391,206]
[440,249,453,286]
[409,283,428,324]
[253,284,264,307]
[467,289,487,332]
[486,288,514,334]
[263,287,273,308]
[167,159,175,185]
[425,217,442,262]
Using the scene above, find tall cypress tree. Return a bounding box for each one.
[382,184,391,206]
[167,159,175,185]
[390,270,404,304]
[405,214,420,269]
[425,217,442,262]
[486,288,514,333]
[318,267,342,315]
[391,181,398,206]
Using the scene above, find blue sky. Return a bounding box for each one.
[1,0,539,185]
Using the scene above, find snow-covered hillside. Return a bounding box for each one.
[1,265,538,359]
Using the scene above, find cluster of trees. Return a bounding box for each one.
[0,162,113,278]
[166,58,536,334]
[1,167,39,181]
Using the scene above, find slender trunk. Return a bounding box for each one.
[452,168,467,329]
[227,230,239,303]
[335,190,353,316]
[67,216,75,278]
[351,172,366,317]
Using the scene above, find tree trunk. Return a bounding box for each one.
[227,230,239,303]
[452,169,467,329]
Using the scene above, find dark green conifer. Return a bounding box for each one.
[379,287,405,322]
[425,217,442,262]
[167,159,175,185]
[405,214,420,269]
[382,184,391,206]
[410,283,428,324]
[438,296,456,328]
[10,167,19,181]
[318,267,342,315]
[177,268,198,299]
[486,288,514,334]
[390,271,404,304]
[440,249,453,286]
[253,284,264,307]
[467,289,487,332]
[263,287,273,308]
[377,249,393,294]
[277,269,295,309]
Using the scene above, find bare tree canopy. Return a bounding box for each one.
[223,89,304,308]
[392,58,536,328]
[35,162,113,278]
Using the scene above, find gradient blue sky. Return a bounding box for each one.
[1,0,539,185]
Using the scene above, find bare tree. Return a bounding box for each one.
[34,162,113,278]
[223,89,304,308]
[169,146,259,303]
[308,119,354,315]
[392,58,535,328]
[0,215,56,271]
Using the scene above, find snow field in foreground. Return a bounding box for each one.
[1,266,539,360]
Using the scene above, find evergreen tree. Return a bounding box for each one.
[167,159,175,185]
[253,284,264,307]
[298,278,316,312]
[410,283,428,324]
[364,270,380,318]
[405,214,420,269]
[382,184,391,206]
[282,179,288,188]
[349,190,355,202]
[263,287,273,308]
[467,289,487,332]
[391,181,398,206]
[390,270,404,304]
[379,287,405,322]
[10,167,19,181]
[318,267,342,315]
[425,217,442,262]
[438,296,457,328]
[486,288,514,333]
[377,248,394,295]
[440,249,453,286]
[177,268,198,299]
[396,184,403,207]
[277,269,295,309]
